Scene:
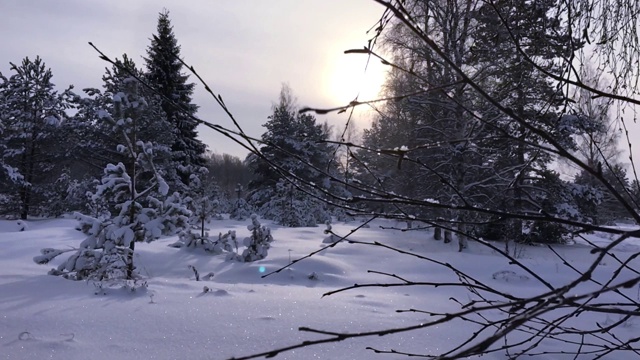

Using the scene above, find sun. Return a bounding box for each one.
[322,52,388,106]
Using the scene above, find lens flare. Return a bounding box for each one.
[259,266,266,273]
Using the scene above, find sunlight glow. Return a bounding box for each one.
[322,52,388,106]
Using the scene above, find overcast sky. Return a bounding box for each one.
[0,0,387,158]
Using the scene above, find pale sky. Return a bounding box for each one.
[0,0,388,158]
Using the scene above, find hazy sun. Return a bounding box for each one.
[322,52,388,106]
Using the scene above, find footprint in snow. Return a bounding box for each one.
[8,332,76,345]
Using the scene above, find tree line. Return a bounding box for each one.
[0,10,252,220]
[4,4,639,260]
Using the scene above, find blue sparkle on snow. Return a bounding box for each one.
[259,266,266,273]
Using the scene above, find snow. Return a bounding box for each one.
[157,177,169,197]
[2,217,640,359]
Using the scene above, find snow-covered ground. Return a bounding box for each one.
[1,217,640,360]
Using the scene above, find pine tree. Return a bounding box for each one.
[239,214,273,262]
[144,9,206,188]
[247,85,333,227]
[229,183,253,221]
[174,168,224,248]
[469,0,582,241]
[0,75,22,186]
[34,76,190,281]
[0,56,74,219]
[66,54,177,198]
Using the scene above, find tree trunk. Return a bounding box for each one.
[434,227,442,240]
[19,189,29,220]
[201,206,205,238]
[458,224,468,252]
[126,133,137,280]
[20,138,37,220]
[444,230,452,243]
[127,240,136,279]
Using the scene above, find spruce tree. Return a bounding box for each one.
[144,9,206,188]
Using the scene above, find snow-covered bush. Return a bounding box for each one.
[16,220,28,232]
[322,220,340,244]
[239,214,273,262]
[521,221,572,245]
[172,229,238,259]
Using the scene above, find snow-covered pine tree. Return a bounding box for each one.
[34,77,190,282]
[239,214,273,262]
[171,167,228,250]
[229,183,253,221]
[0,56,74,219]
[247,85,332,227]
[0,81,22,188]
[468,0,577,244]
[54,54,178,218]
[260,179,320,227]
[144,9,206,189]
[189,170,221,229]
[104,55,177,189]
[169,170,247,257]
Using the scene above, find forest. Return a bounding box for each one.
[2,1,640,359]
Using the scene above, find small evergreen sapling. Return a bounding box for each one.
[229,197,252,221]
[229,184,253,221]
[35,162,190,281]
[240,214,273,262]
[33,78,190,282]
[170,174,239,257]
[177,170,220,243]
